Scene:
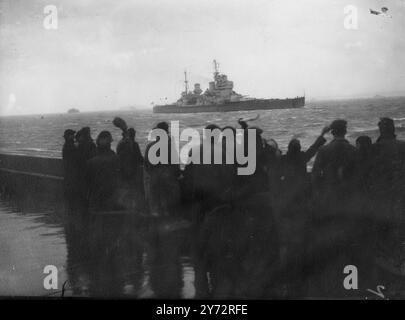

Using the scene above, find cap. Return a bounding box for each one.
[330,119,347,132]
[155,121,169,132]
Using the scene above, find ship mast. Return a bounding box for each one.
[213,60,219,77]
[213,60,219,75]
[184,70,189,94]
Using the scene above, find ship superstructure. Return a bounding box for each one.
[176,60,245,106]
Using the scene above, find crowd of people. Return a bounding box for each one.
[62,116,405,297]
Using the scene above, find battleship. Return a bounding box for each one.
[153,60,305,114]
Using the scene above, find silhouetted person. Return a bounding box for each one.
[182,123,221,203]
[369,118,405,258]
[354,135,373,194]
[280,127,329,204]
[116,128,145,211]
[235,126,269,198]
[264,138,282,205]
[117,128,144,180]
[221,125,238,188]
[370,118,405,198]
[185,124,239,224]
[76,127,96,162]
[276,127,328,294]
[75,127,97,209]
[356,135,372,155]
[312,119,357,196]
[63,129,77,159]
[62,129,79,208]
[144,122,181,217]
[237,118,248,130]
[283,127,329,183]
[86,131,121,211]
[309,120,362,297]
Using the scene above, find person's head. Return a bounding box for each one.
[128,128,136,140]
[288,138,301,154]
[267,138,281,157]
[76,127,92,143]
[63,129,76,142]
[237,118,248,130]
[330,119,347,138]
[268,138,278,150]
[355,135,372,153]
[378,117,395,138]
[155,121,169,134]
[96,131,113,149]
[82,127,91,138]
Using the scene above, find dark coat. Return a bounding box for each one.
[86,148,121,210]
[116,138,144,182]
[282,136,326,181]
[369,136,405,200]
[312,137,357,192]
[279,136,326,205]
[62,141,78,187]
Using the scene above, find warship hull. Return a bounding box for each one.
[153,96,305,114]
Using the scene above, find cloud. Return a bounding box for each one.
[344,41,363,49]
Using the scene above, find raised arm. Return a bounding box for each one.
[304,126,330,163]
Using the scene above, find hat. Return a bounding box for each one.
[97,130,113,141]
[155,121,169,133]
[330,119,347,131]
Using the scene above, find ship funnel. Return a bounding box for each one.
[209,81,215,91]
[194,83,202,95]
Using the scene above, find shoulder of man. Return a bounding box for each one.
[317,142,330,153]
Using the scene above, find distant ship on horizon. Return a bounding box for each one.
[67,108,80,114]
[153,60,305,114]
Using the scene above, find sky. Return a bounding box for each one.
[0,0,405,115]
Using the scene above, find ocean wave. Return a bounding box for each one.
[349,126,405,137]
[1,101,405,157]
[17,147,49,152]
